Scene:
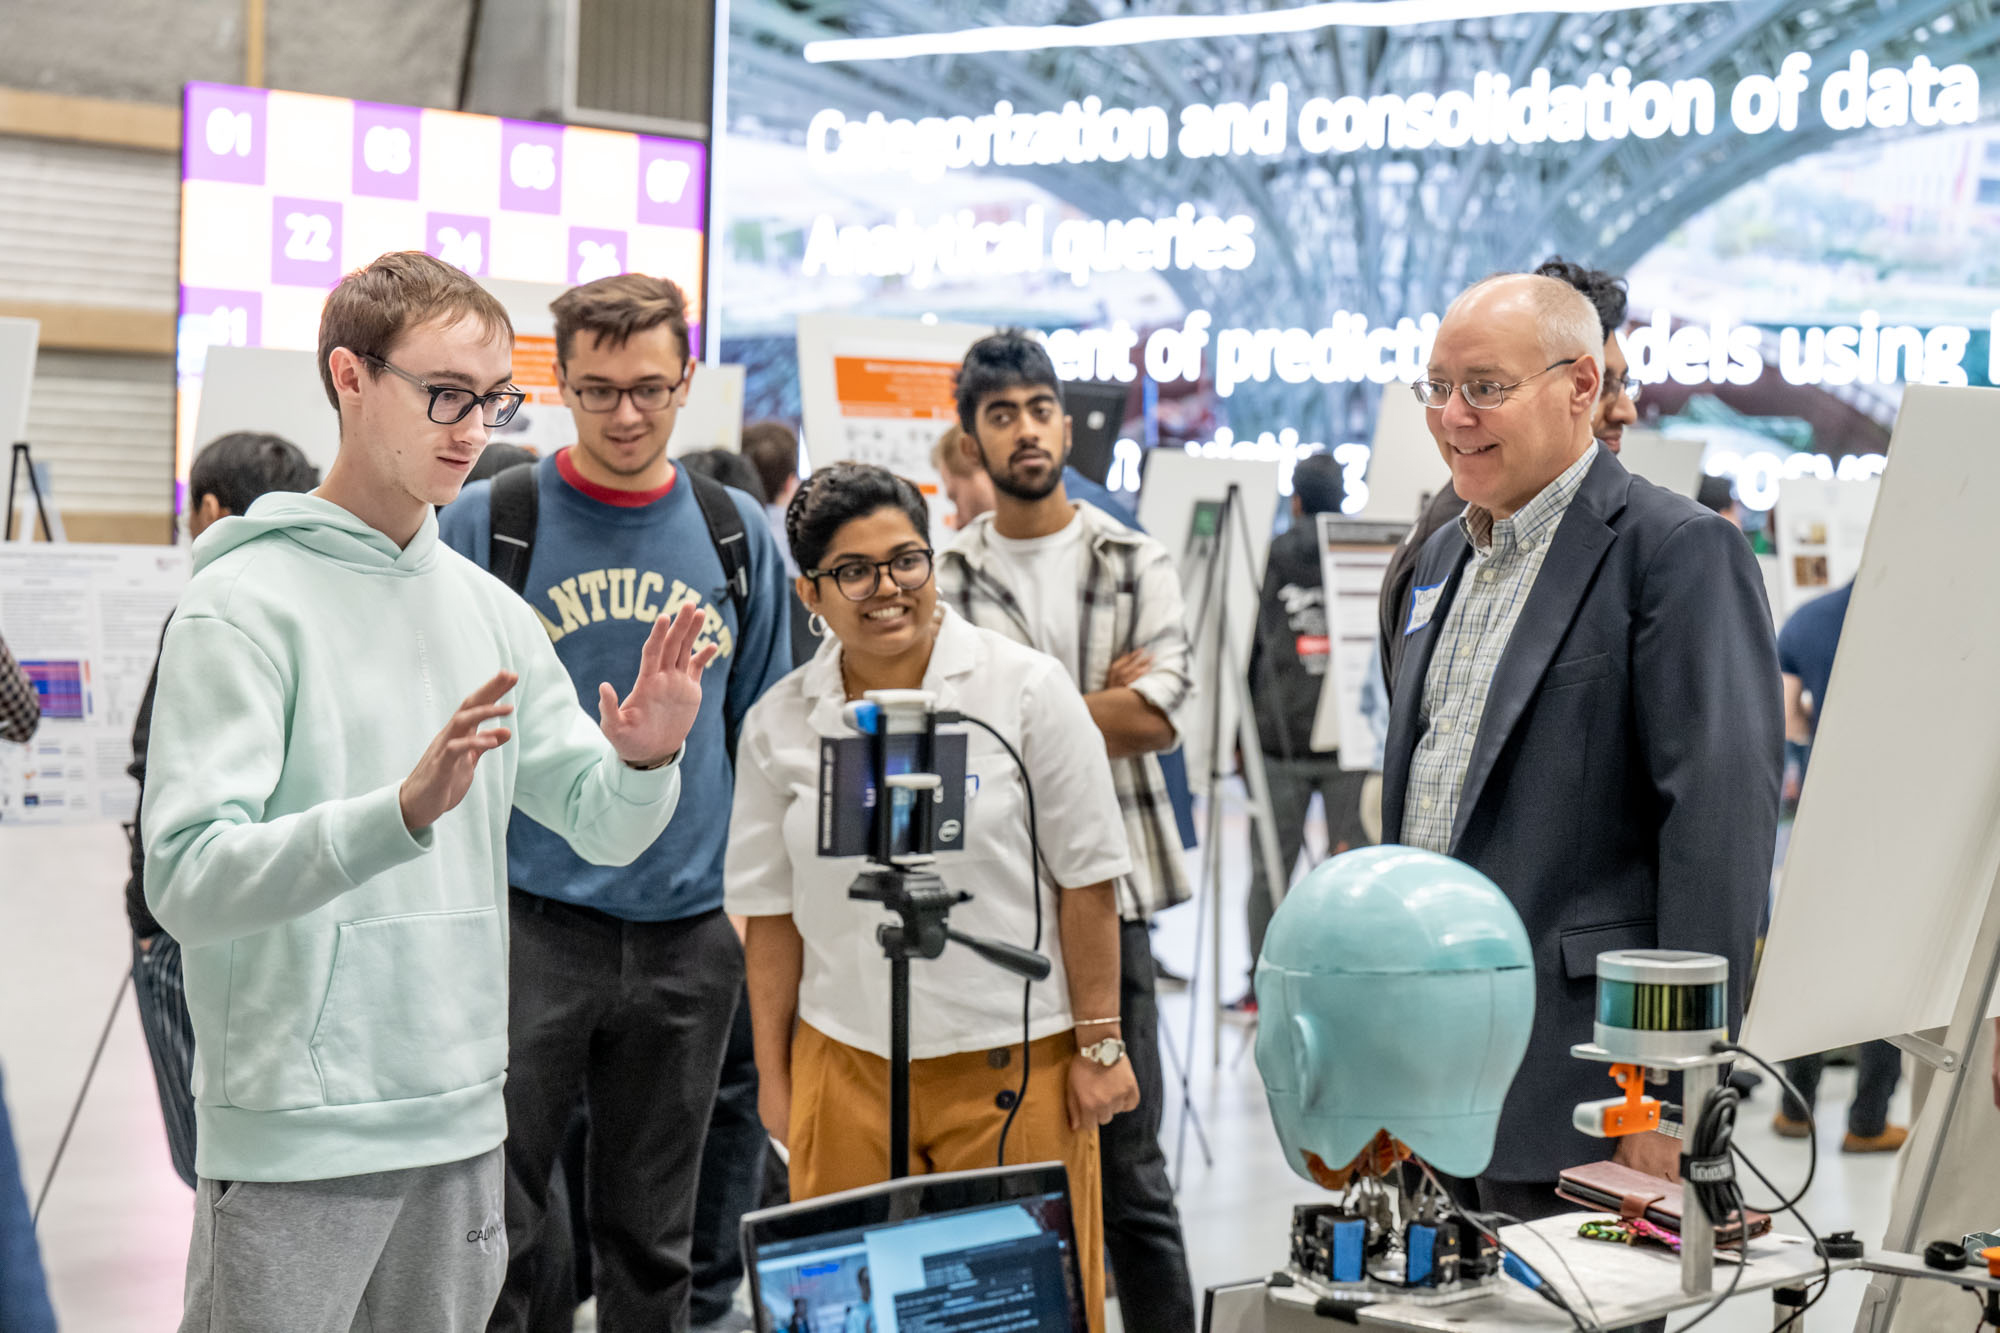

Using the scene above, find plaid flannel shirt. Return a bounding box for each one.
[938,501,1194,920]
[1402,445,1597,852]
[0,632,40,743]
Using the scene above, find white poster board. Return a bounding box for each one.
[1309,517,1407,768]
[1136,450,1281,791]
[0,545,190,825]
[670,363,747,457]
[795,313,991,487]
[1773,475,1879,620]
[1358,385,1451,524]
[0,316,37,445]
[193,346,342,478]
[1743,385,2000,1061]
[1614,430,1705,498]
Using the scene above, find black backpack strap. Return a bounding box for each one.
[488,462,539,596]
[687,470,751,625]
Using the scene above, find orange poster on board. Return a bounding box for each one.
[832,356,960,420]
[514,335,563,406]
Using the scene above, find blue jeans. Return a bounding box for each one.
[0,1062,57,1333]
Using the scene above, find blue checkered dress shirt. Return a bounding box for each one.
[1401,445,1598,852]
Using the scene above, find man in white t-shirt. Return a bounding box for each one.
[936,329,1197,1333]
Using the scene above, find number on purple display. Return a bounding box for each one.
[645,158,692,205]
[362,125,413,176]
[284,212,334,263]
[576,239,622,283]
[205,108,254,159]
[509,143,557,193]
[437,227,483,274]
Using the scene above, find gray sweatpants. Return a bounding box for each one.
[179,1146,506,1333]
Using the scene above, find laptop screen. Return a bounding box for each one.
[743,1164,1086,1333]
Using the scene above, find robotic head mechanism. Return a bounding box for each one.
[1255,846,1535,1185]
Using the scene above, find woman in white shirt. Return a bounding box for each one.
[726,463,1138,1333]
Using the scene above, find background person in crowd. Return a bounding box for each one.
[126,431,321,1191]
[741,420,802,568]
[1770,580,1907,1152]
[1380,275,1780,1244]
[679,446,767,505]
[144,251,715,1333]
[674,440,786,1330]
[1235,452,1372,1012]
[0,628,55,1333]
[1377,257,1637,686]
[931,423,994,530]
[728,463,1138,1333]
[440,273,791,1333]
[0,628,37,744]
[937,331,1197,1333]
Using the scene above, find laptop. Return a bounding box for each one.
[741,1162,1088,1332]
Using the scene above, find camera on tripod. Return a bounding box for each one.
[817,689,1052,1178]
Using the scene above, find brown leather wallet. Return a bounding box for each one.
[1556,1159,1771,1246]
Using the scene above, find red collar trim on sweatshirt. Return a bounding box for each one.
[555,447,676,508]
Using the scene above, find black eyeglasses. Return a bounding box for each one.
[1605,372,1644,403]
[1413,358,1579,411]
[806,549,935,601]
[571,367,691,414]
[361,354,525,426]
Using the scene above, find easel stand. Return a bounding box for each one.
[1853,854,2000,1332]
[1171,483,1291,1179]
[6,441,58,541]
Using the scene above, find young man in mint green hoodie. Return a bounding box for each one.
[142,251,717,1333]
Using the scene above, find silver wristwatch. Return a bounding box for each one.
[1079,1037,1127,1068]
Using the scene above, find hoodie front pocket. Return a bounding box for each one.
[309,908,507,1106]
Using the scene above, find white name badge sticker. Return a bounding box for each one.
[1405,582,1445,636]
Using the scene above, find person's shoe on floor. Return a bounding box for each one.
[1771,1110,1813,1139]
[1842,1125,1909,1153]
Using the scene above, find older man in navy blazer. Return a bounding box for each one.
[1381,274,1781,1219]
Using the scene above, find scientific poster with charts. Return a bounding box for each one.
[0,546,190,825]
[795,313,993,488]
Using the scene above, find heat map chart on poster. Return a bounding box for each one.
[175,82,709,483]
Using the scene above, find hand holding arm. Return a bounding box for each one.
[1083,688,1175,759]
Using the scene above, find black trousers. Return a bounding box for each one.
[131,933,198,1190]
[1100,919,1196,1333]
[1246,755,1373,981]
[1781,1042,1902,1138]
[689,982,767,1325]
[489,893,744,1333]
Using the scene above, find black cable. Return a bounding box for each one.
[1461,1209,1597,1332]
[1715,1041,1817,1209]
[1733,1141,1832,1333]
[1412,1160,1598,1329]
[955,713,1044,1168]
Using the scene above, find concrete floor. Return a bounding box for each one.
[0,817,1917,1332]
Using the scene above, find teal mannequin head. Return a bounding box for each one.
[1254,846,1535,1184]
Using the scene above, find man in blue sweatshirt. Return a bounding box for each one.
[143,251,716,1333]
[440,273,791,1333]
